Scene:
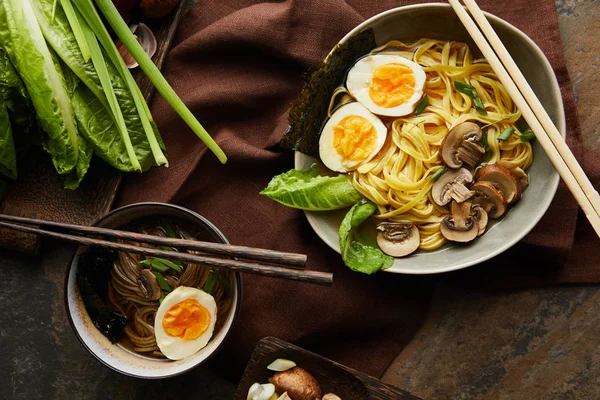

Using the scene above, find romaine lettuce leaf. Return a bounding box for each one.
[0,0,78,174]
[0,104,16,179]
[260,165,363,210]
[64,133,93,190]
[339,200,393,274]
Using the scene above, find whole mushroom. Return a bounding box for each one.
[376,222,420,257]
[269,367,322,400]
[441,122,486,169]
[431,168,474,206]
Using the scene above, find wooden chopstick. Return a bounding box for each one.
[448,0,600,237]
[0,213,306,268]
[0,220,333,286]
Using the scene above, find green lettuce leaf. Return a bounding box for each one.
[64,133,93,190]
[0,104,16,179]
[33,0,161,172]
[260,165,363,210]
[339,200,393,274]
[0,0,78,174]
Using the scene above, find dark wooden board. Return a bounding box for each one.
[0,0,187,255]
[234,337,424,400]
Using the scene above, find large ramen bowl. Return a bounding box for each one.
[65,203,242,378]
[295,4,565,274]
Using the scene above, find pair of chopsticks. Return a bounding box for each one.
[0,214,333,286]
[448,0,600,237]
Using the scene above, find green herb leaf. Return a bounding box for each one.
[431,167,448,180]
[152,271,172,292]
[159,218,178,238]
[215,271,232,297]
[203,271,216,294]
[520,131,535,142]
[414,94,428,116]
[261,165,363,210]
[498,127,515,142]
[454,80,487,116]
[339,200,393,274]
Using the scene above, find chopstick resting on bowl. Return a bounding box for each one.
[448,0,600,237]
[0,214,333,286]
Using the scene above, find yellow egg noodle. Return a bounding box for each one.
[349,39,533,251]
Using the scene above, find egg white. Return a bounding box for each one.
[319,102,387,173]
[346,54,426,117]
[154,286,217,360]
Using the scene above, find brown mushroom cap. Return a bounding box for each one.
[441,122,485,169]
[376,222,420,257]
[471,181,507,218]
[277,393,293,400]
[269,367,322,400]
[431,168,474,206]
[137,269,161,300]
[496,160,529,193]
[475,164,521,204]
[440,202,480,242]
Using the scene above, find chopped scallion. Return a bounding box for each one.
[159,293,165,304]
[152,257,182,273]
[498,127,515,142]
[414,95,428,115]
[159,217,178,238]
[481,130,488,148]
[520,131,535,142]
[431,167,448,180]
[215,271,232,297]
[203,271,216,294]
[152,271,172,292]
[454,80,487,115]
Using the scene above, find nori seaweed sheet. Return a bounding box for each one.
[279,28,377,158]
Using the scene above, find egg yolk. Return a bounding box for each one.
[333,115,377,161]
[162,299,211,341]
[369,63,415,108]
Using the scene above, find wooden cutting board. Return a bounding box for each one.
[235,337,424,400]
[0,1,186,255]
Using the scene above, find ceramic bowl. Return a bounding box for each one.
[295,4,565,274]
[65,203,242,378]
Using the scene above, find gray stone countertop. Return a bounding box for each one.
[1,0,598,399]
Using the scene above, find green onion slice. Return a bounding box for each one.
[454,80,487,115]
[203,271,216,294]
[498,127,515,142]
[520,131,535,142]
[152,271,172,292]
[431,167,448,180]
[414,94,428,116]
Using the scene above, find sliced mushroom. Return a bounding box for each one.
[472,204,488,236]
[496,160,529,193]
[269,367,322,400]
[322,394,342,400]
[471,181,507,218]
[137,269,161,300]
[277,393,293,400]
[441,122,485,169]
[431,168,474,206]
[440,201,481,242]
[376,222,420,257]
[475,164,521,203]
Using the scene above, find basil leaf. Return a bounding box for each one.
[498,127,515,142]
[414,94,428,115]
[339,200,393,274]
[454,80,487,116]
[261,165,363,211]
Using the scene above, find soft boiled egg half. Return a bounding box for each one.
[346,54,426,117]
[154,286,217,360]
[319,102,387,173]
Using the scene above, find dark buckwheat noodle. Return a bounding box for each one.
[107,224,234,358]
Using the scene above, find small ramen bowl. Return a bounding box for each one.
[295,4,565,274]
[65,202,242,379]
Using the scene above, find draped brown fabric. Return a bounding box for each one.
[117,0,599,378]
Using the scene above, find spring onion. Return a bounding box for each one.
[498,127,515,142]
[93,0,227,164]
[431,167,448,180]
[215,271,232,297]
[203,271,216,294]
[152,271,172,292]
[78,11,140,170]
[58,0,90,62]
[481,129,488,148]
[72,0,168,167]
[454,80,487,116]
[159,217,178,238]
[520,131,536,142]
[414,94,428,115]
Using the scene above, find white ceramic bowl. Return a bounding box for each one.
[295,4,565,274]
[65,203,242,378]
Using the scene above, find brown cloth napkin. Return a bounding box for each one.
[117,0,599,378]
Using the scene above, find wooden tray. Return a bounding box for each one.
[0,1,187,255]
[234,337,423,400]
